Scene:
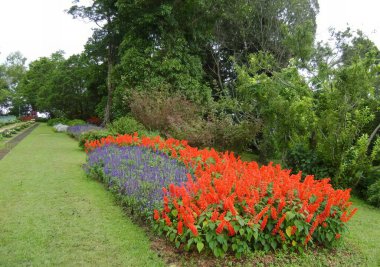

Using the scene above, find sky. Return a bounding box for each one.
[0,0,94,63]
[0,0,380,64]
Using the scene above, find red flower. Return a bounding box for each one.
[279,230,286,242]
[271,206,278,220]
[164,215,172,226]
[272,213,286,234]
[216,221,226,234]
[153,209,160,220]
[260,215,269,231]
[177,221,183,235]
[188,224,198,236]
[211,209,219,222]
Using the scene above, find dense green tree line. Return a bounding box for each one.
[0,0,379,204]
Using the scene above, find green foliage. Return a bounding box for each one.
[67,119,86,126]
[130,92,260,151]
[285,144,334,179]
[108,116,147,135]
[235,53,316,161]
[367,179,380,207]
[78,130,113,149]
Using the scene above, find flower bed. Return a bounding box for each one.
[84,144,189,215]
[67,124,103,139]
[85,134,357,257]
[0,121,34,138]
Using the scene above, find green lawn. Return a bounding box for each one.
[0,124,164,266]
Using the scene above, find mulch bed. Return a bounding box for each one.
[0,123,39,160]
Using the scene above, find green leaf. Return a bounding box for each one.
[270,241,277,250]
[237,216,245,226]
[171,209,178,217]
[286,211,296,221]
[327,232,333,242]
[294,220,303,232]
[253,230,259,240]
[286,226,292,237]
[197,241,204,253]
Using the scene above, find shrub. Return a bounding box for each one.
[86,116,102,126]
[19,115,35,121]
[367,179,380,207]
[85,134,357,257]
[47,118,69,126]
[108,116,147,135]
[67,119,86,126]
[130,92,260,150]
[78,130,113,149]
[285,144,334,179]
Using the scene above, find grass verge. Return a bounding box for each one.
[0,124,164,266]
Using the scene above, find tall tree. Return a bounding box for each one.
[69,0,123,125]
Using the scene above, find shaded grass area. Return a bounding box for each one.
[0,124,164,266]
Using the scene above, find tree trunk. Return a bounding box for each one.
[102,41,115,126]
[368,122,380,146]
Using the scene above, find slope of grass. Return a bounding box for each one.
[0,124,164,266]
[345,196,380,267]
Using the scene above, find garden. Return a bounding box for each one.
[35,117,378,266]
[1,0,380,265]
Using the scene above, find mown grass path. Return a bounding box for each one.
[0,124,164,266]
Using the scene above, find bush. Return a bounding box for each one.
[285,144,334,179]
[19,115,35,121]
[84,134,358,257]
[67,119,86,126]
[78,130,113,149]
[47,118,69,126]
[108,116,147,135]
[86,116,102,126]
[367,178,380,207]
[130,92,260,150]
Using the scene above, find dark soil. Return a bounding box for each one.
[0,123,39,160]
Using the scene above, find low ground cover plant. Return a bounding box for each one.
[84,144,189,216]
[84,134,358,257]
[0,121,34,138]
[67,124,103,139]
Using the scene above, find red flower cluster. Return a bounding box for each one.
[86,116,102,126]
[85,133,357,252]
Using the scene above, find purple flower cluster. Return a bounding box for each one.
[67,124,102,139]
[84,145,189,215]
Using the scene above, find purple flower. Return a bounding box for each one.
[67,124,103,139]
[84,145,190,216]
